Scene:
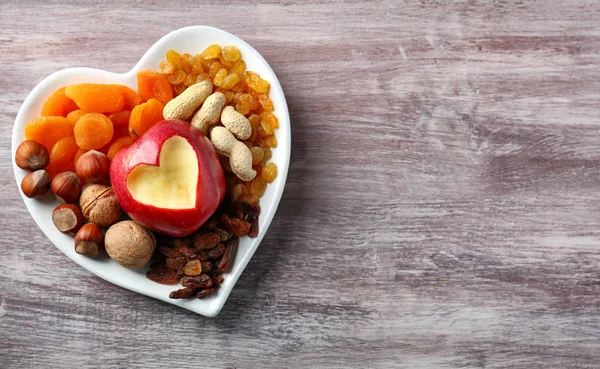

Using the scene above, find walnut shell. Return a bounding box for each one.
[105,221,156,269]
[79,184,122,227]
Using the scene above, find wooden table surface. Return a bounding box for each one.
[2,1,600,368]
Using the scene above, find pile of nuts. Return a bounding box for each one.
[17,139,157,268]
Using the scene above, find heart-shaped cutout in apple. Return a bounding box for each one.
[110,119,225,237]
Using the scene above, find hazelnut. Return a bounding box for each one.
[105,221,156,269]
[15,140,49,170]
[21,170,50,198]
[79,184,122,227]
[74,223,104,257]
[50,172,82,204]
[52,204,84,234]
[76,150,110,184]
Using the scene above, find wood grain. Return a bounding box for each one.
[1,1,600,368]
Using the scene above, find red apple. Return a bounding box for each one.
[110,119,225,237]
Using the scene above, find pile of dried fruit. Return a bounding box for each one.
[16,43,279,300]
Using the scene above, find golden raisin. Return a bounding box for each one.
[196,73,211,84]
[248,114,261,127]
[201,44,221,60]
[239,94,259,110]
[262,111,279,129]
[249,177,267,197]
[209,62,224,78]
[159,61,175,74]
[257,135,277,149]
[260,119,274,135]
[222,46,241,62]
[220,73,240,90]
[235,103,250,116]
[261,162,277,183]
[231,183,247,201]
[184,73,198,87]
[250,146,264,165]
[166,49,181,65]
[173,84,186,96]
[213,68,228,87]
[231,60,246,75]
[262,148,272,164]
[258,94,274,112]
[246,75,270,94]
[167,70,186,85]
[74,113,114,150]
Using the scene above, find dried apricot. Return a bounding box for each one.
[137,70,173,105]
[25,116,73,151]
[74,113,114,150]
[65,84,124,113]
[45,136,79,177]
[74,148,87,164]
[129,98,164,139]
[117,85,142,110]
[107,136,135,160]
[66,109,87,128]
[108,110,131,126]
[41,87,78,117]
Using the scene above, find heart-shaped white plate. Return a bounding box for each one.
[11,26,290,317]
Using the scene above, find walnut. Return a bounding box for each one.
[105,221,156,269]
[79,184,122,227]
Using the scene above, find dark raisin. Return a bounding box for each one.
[210,274,224,288]
[169,287,196,299]
[207,243,226,259]
[146,268,179,285]
[158,246,183,258]
[181,274,213,289]
[218,236,239,273]
[177,246,197,259]
[195,250,210,261]
[194,232,221,249]
[221,214,250,236]
[165,257,187,271]
[213,228,232,241]
[196,288,216,299]
[201,261,213,273]
[247,203,260,237]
